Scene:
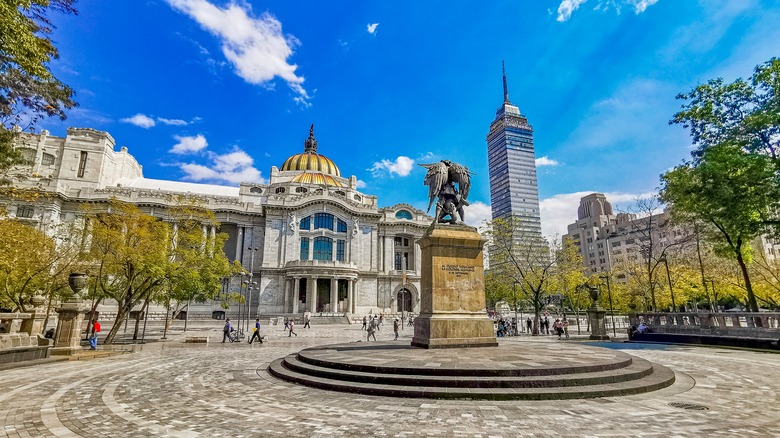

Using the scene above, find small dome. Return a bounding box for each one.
[292,172,343,187]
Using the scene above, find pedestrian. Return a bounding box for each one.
[563,318,569,339]
[393,318,400,340]
[526,317,532,333]
[249,318,263,344]
[374,315,380,331]
[303,314,311,329]
[367,318,377,341]
[379,313,384,327]
[283,318,289,332]
[554,319,562,339]
[222,319,232,343]
[544,316,550,334]
[89,319,101,350]
[362,315,368,330]
[288,319,298,337]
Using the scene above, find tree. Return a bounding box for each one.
[160,198,241,337]
[84,200,171,344]
[672,58,780,169]
[552,237,587,331]
[485,216,558,335]
[0,1,78,183]
[0,219,83,313]
[660,143,780,313]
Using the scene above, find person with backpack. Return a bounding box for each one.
[89,319,101,350]
[222,319,232,343]
[249,318,263,344]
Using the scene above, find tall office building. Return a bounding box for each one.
[486,62,542,237]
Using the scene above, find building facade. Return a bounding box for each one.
[4,126,431,317]
[486,63,542,237]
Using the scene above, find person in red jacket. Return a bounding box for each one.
[89,320,101,350]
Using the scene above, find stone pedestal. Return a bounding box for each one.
[50,302,86,356]
[412,224,497,349]
[588,305,610,341]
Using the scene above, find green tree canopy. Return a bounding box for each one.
[672,57,780,167]
[660,143,780,312]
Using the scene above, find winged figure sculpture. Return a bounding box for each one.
[420,160,473,225]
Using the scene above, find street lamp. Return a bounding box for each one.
[599,274,616,337]
[659,254,676,312]
[707,279,717,312]
[513,281,519,336]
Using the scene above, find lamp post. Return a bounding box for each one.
[708,279,717,312]
[599,274,616,337]
[660,255,676,312]
[513,281,519,336]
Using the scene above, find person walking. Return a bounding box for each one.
[288,319,298,337]
[526,317,532,333]
[89,319,101,350]
[544,316,550,335]
[303,314,311,329]
[367,317,377,341]
[563,318,569,339]
[393,318,400,340]
[249,318,263,344]
[362,315,368,331]
[222,319,232,343]
[379,314,384,327]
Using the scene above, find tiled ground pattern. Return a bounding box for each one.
[0,324,778,437]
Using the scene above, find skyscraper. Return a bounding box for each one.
[486,62,542,237]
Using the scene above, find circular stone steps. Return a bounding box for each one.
[267,342,676,400]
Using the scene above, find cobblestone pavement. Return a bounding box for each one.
[1,323,778,437]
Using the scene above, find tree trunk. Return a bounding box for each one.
[104,305,130,344]
[735,248,761,320]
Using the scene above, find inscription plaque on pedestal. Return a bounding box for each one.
[412,223,498,349]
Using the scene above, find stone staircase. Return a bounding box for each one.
[268,341,676,400]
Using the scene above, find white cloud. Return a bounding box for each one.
[179,147,262,185]
[535,156,560,167]
[158,117,189,126]
[170,134,208,154]
[367,23,379,34]
[167,0,309,103]
[355,179,367,189]
[539,191,655,239]
[463,201,492,228]
[557,0,660,21]
[557,0,588,22]
[630,0,659,14]
[120,113,156,128]
[369,156,415,177]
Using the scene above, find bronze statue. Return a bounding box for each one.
[420,160,472,224]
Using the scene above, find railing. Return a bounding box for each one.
[631,312,780,339]
[0,312,50,351]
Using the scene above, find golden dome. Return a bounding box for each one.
[281,152,341,176]
[281,125,342,177]
[291,171,343,187]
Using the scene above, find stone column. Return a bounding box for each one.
[283,278,290,312]
[50,303,87,356]
[310,277,318,313]
[292,277,300,314]
[346,279,353,315]
[330,278,338,313]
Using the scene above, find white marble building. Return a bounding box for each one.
[5,126,431,317]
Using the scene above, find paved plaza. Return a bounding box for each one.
[1,322,778,437]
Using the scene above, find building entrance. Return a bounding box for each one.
[397,289,412,313]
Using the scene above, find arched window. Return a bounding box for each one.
[314,213,334,230]
[313,237,333,261]
[337,219,347,233]
[275,187,286,194]
[249,187,262,194]
[295,187,308,193]
[353,194,361,201]
[395,210,413,220]
[299,216,310,230]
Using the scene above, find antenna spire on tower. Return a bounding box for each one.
[502,60,509,104]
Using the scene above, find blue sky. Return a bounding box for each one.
[39,0,780,237]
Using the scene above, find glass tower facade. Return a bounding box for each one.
[486,64,542,237]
